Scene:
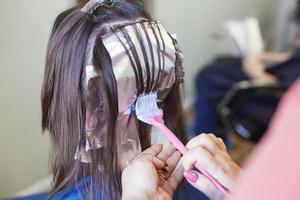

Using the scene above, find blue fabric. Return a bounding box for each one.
[174,180,209,200]
[7,179,207,200]
[50,178,104,200]
[193,57,246,140]
[49,180,207,200]
[50,187,83,200]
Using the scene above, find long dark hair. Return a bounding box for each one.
[42,1,187,199]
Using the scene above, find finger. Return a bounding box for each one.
[167,161,184,192]
[165,150,182,174]
[184,170,224,200]
[214,153,232,170]
[140,144,163,157]
[135,153,166,170]
[186,134,221,156]
[181,147,225,182]
[157,145,177,162]
[214,154,240,190]
[135,144,165,169]
[152,156,167,170]
[216,137,227,152]
[207,133,227,152]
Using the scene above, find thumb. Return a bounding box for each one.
[184,170,224,200]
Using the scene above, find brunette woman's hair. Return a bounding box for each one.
[41,0,187,199]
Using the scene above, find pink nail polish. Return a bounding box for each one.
[183,170,199,183]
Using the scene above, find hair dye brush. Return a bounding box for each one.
[135,92,230,197]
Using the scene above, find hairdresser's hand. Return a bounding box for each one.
[122,144,183,200]
[182,134,241,200]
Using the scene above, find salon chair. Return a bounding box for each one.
[217,81,286,143]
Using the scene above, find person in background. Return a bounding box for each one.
[193,0,300,143]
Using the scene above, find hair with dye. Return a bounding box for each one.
[41,1,187,199]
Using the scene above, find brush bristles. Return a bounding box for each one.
[135,92,162,118]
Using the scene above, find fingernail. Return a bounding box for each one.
[183,170,199,183]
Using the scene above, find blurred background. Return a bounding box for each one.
[0,0,299,199]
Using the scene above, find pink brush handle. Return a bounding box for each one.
[152,120,230,198]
